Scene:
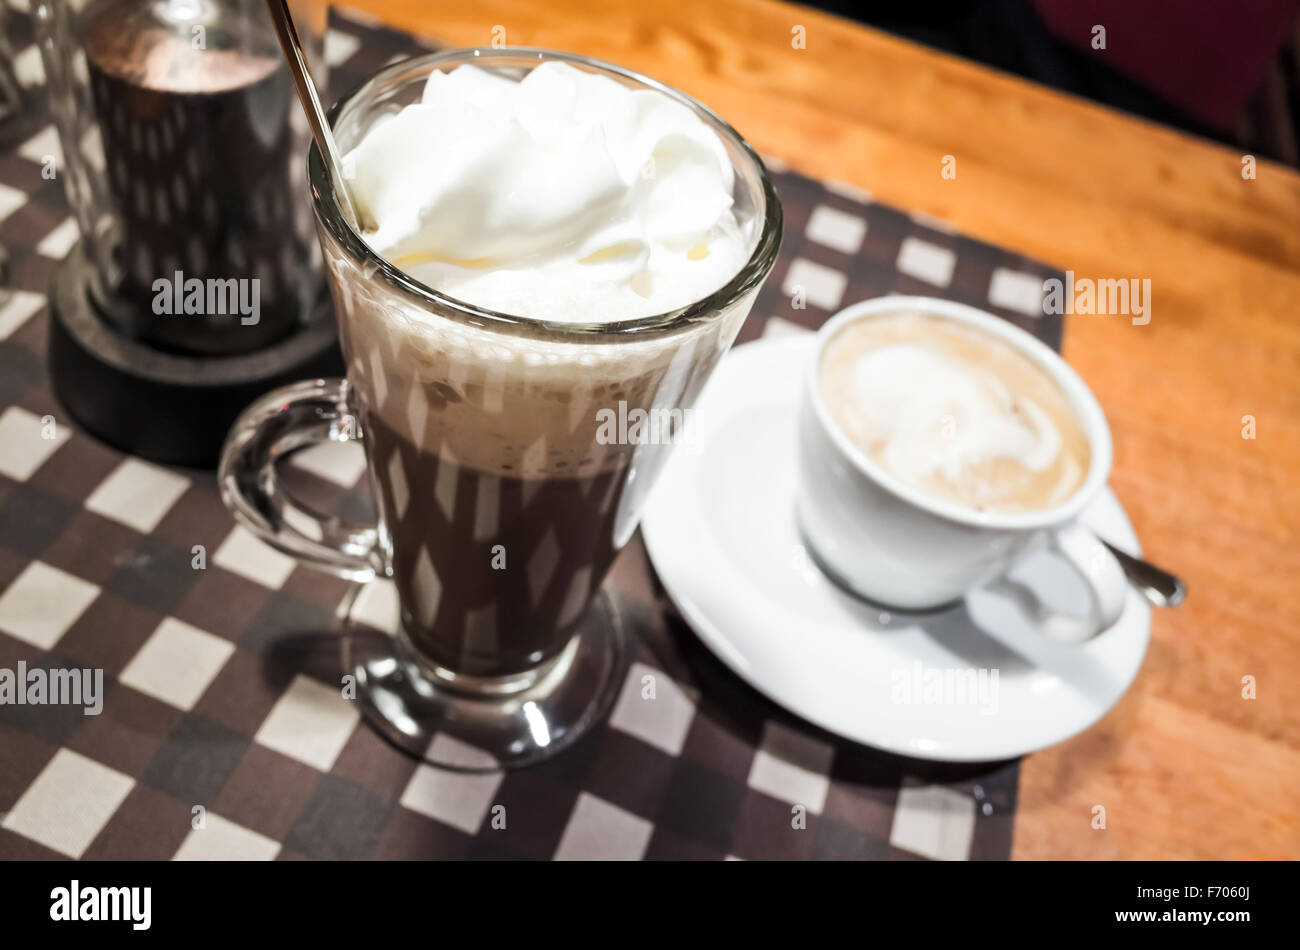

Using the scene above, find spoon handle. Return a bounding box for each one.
[263,0,362,231]
[1102,540,1187,608]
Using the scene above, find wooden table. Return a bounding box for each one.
[355,0,1300,859]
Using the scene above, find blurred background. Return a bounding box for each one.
[813,0,1300,167]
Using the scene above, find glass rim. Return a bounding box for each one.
[308,47,783,343]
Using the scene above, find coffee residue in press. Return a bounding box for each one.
[83,0,314,354]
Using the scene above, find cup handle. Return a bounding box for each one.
[1028,522,1128,643]
[217,378,384,582]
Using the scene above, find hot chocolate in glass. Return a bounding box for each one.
[219,49,781,766]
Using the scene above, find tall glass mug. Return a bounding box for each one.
[219,49,781,768]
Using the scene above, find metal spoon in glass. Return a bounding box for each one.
[263,0,363,233]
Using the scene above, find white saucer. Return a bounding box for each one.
[641,334,1151,762]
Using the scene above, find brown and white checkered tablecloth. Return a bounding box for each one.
[0,7,1061,861]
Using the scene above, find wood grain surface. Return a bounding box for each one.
[348,0,1300,859]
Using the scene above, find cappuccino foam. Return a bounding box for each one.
[819,310,1090,514]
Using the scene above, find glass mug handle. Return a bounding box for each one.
[217,378,384,582]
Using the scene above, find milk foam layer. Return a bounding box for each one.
[343,62,751,322]
[820,311,1091,513]
[325,221,752,480]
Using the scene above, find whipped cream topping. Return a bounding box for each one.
[846,343,1064,491]
[343,61,751,322]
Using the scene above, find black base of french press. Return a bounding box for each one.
[48,242,346,468]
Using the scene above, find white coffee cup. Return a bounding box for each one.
[795,296,1127,643]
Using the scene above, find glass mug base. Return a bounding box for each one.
[339,579,628,771]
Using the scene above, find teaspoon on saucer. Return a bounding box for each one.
[1102,541,1187,608]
